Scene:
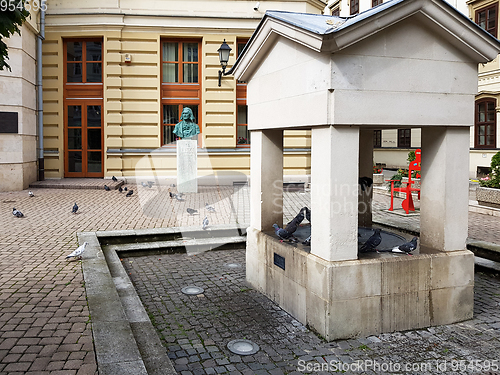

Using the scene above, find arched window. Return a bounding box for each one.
[475,99,497,149]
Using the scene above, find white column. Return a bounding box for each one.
[250,129,283,231]
[420,127,469,251]
[311,126,359,261]
[358,129,374,228]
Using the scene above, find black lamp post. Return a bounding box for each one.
[218,39,232,87]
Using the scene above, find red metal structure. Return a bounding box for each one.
[388,149,421,214]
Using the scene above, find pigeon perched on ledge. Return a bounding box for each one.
[273,224,299,243]
[272,207,307,242]
[359,228,382,253]
[12,208,24,218]
[202,216,209,230]
[112,176,118,182]
[392,237,418,255]
[66,242,88,260]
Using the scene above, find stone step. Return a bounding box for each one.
[103,235,246,256]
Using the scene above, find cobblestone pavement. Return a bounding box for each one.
[123,249,500,375]
[1,182,500,375]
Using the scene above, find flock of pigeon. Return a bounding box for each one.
[169,190,216,230]
[13,177,218,260]
[272,207,418,255]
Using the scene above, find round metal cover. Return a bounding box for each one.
[181,286,204,295]
[224,263,241,269]
[227,339,259,355]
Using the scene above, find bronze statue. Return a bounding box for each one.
[173,107,200,139]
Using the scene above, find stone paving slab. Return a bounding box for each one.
[1,180,500,375]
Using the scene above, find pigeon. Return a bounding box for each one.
[72,202,78,214]
[284,207,305,233]
[272,208,306,242]
[141,182,148,188]
[359,228,382,253]
[187,208,198,215]
[28,191,34,197]
[66,242,88,260]
[202,216,209,230]
[118,186,123,193]
[12,208,24,218]
[175,194,185,202]
[112,176,118,182]
[170,183,176,187]
[302,235,311,246]
[104,185,111,191]
[126,190,133,197]
[147,181,154,188]
[392,237,418,254]
[205,203,216,213]
[124,187,128,191]
[177,192,184,198]
[169,191,175,199]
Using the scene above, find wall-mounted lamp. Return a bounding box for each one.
[218,39,232,87]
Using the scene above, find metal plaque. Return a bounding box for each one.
[274,253,285,270]
[0,112,18,133]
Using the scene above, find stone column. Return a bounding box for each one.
[311,126,359,261]
[358,129,374,228]
[420,126,469,251]
[250,129,283,231]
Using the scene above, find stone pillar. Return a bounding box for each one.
[420,127,469,251]
[358,129,374,228]
[177,139,198,193]
[311,126,359,261]
[250,129,283,231]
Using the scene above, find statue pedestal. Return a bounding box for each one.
[177,140,197,193]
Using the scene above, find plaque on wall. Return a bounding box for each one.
[0,112,19,133]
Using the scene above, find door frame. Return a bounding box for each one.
[64,100,104,177]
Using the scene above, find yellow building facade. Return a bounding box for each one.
[41,0,326,181]
[468,0,500,177]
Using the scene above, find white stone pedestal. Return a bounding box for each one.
[177,140,197,193]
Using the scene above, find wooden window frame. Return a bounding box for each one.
[63,39,104,178]
[373,130,382,148]
[64,100,104,177]
[161,39,202,146]
[475,98,497,149]
[350,0,359,15]
[236,39,250,147]
[64,39,103,84]
[372,0,383,6]
[397,129,411,148]
[476,3,498,38]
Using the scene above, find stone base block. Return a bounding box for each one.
[476,186,500,208]
[0,161,37,192]
[246,228,474,341]
[373,173,384,185]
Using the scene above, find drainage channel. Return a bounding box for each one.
[79,224,247,375]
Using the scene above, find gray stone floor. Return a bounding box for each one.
[123,249,500,375]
